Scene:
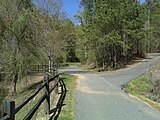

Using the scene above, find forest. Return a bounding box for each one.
[75,0,160,69]
[0,0,160,95]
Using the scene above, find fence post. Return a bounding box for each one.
[54,69,59,94]
[43,75,50,114]
[2,100,15,120]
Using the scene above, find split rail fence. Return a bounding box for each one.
[0,71,62,120]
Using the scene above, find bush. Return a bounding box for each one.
[148,72,160,102]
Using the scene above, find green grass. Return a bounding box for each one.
[58,74,77,120]
[124,74,150,96]
[14,88,42,120]
[124,74,160,111]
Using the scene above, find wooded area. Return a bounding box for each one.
[0,0,77,95]
[75,0,160,69]
[0,0,160,95]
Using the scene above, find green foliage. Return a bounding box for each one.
[143,0,160,53]
[76,0,149,69]
[0,0,80,95]
[0,0,38,90]
[62,19,79,62]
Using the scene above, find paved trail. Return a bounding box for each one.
[60,53,160,120]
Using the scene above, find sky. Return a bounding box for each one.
[140,0,146,3]
[62,0,146,20]
[33,0,146,23]
[62,0,82,20]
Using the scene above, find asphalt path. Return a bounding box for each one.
[100,53,160,88]
[59,53,160,120]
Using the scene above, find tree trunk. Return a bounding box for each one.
[102,44,106,70]
[48,57,51,73]
[84,45,87,60]
[11,73,18,95]
[95,43,99,68]
[112,45,117,69]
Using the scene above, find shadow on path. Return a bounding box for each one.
[49,78,67,120]
[63,71,89,74]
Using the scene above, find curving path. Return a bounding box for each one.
[60,53,160,120]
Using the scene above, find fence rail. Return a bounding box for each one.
[0,71,62,120]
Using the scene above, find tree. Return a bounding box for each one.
[62,19,79,62]
[0,0,39,95]
[35,0,66,72]
[76,0,146,69]
[144,0,160,52]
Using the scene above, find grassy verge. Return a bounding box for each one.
[124,74,160,111]
[58,74,77,120]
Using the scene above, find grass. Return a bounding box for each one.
[124,74,160,111]
[58,74,77,120]
[124,75,150,95]
[1,75,48,119]
[7,75,44,120]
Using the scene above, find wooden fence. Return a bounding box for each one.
[0,72,62,120]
